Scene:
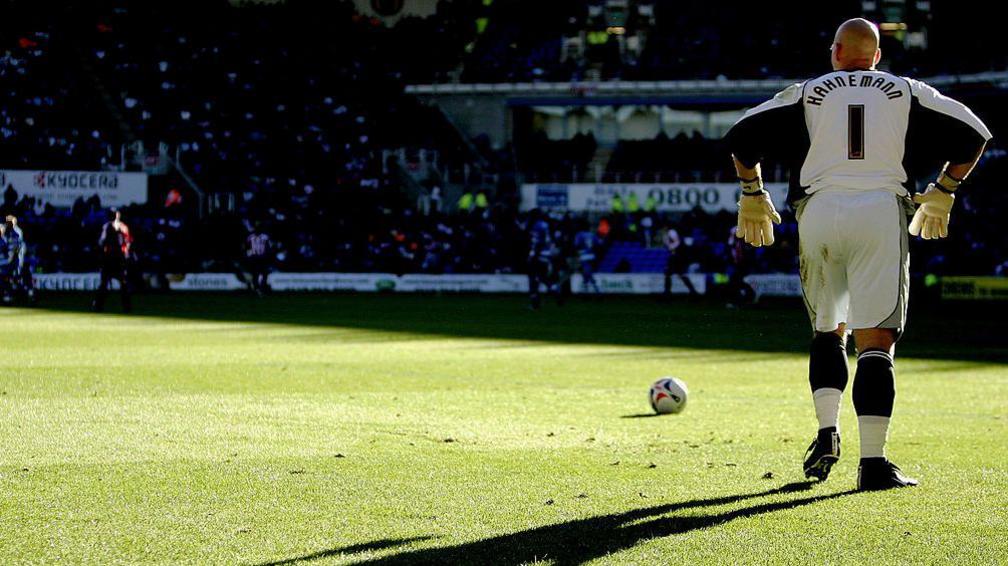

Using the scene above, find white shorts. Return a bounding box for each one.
[797,190,910,334]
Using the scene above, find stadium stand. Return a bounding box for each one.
[0,24,122,170]
[459,0,1007,82]
[1,0,1006,283]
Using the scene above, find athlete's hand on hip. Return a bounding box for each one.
[736,191,782,247]
[909,183,955,239]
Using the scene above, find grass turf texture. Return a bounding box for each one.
[1,293,1006,565]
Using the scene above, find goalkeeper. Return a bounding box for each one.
[725,18,991,491]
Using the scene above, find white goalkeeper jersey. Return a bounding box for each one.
[726,69,992,206]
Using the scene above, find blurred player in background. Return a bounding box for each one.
[574,221,600,294]
[0,222,12,303]
[726,18,990,490]
[663,223,698,297]
[3,215,35,304]
[526,211,553,309]
[5,216,25,275]
[92,209,133,313]
[526,210,572,309]
[245,224,272,295]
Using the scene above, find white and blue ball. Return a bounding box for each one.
[649,377,688,414]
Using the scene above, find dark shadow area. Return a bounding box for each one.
[262,482,854,565]
[620,413,664,419]
[253,536,433,566]
[25,292,1008,363]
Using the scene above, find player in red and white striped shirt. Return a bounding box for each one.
[245,226,272,295]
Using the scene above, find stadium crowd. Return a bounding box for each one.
[459,0,1006,82]
[8,149,1007,281]
[520,131,740,184]
[0,30,121,170]
[1,0,1007,288]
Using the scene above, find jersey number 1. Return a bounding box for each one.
[848,104,865,160]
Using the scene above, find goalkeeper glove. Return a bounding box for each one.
[735,176,782,247]
[909,172,960,240]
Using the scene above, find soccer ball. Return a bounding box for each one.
[649,377,688,414]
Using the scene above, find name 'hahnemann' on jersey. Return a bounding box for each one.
[806,73,904,106]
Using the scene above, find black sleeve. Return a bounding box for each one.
[905,79,992,171]
[904,101,990,182]
[725,86,812,207]
[725,112,764,170]
[927,107,988,164]
[724,83,808,170]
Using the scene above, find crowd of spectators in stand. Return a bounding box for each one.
[2,0,1007,281]
[604,132,737,183]
[0,28,121,170]
[82,1,476,194]
[10,144,1006,279]
[461,0,1008,83]
[519,131,784,184]
[519,131,598,182]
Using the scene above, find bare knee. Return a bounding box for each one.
[816,323,847,346]
[853,328,897,355]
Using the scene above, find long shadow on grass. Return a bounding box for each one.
[264,482,856,565]
[254,536,433,566]
[32,293,1008,362]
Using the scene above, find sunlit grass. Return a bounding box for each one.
[1,294,1005,564]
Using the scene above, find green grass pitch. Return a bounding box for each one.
[1,293,1006,564]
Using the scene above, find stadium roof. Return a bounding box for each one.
[407,71,1008,99]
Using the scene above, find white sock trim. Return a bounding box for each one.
[858,351,893,363]
[858,415,891,459]
[812,387,843,430]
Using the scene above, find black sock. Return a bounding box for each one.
[853,349,895,460]
[809,332,849,431]
[809,332,849,393]
[852,349,895,418]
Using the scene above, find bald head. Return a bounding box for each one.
[832,18,881,71]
